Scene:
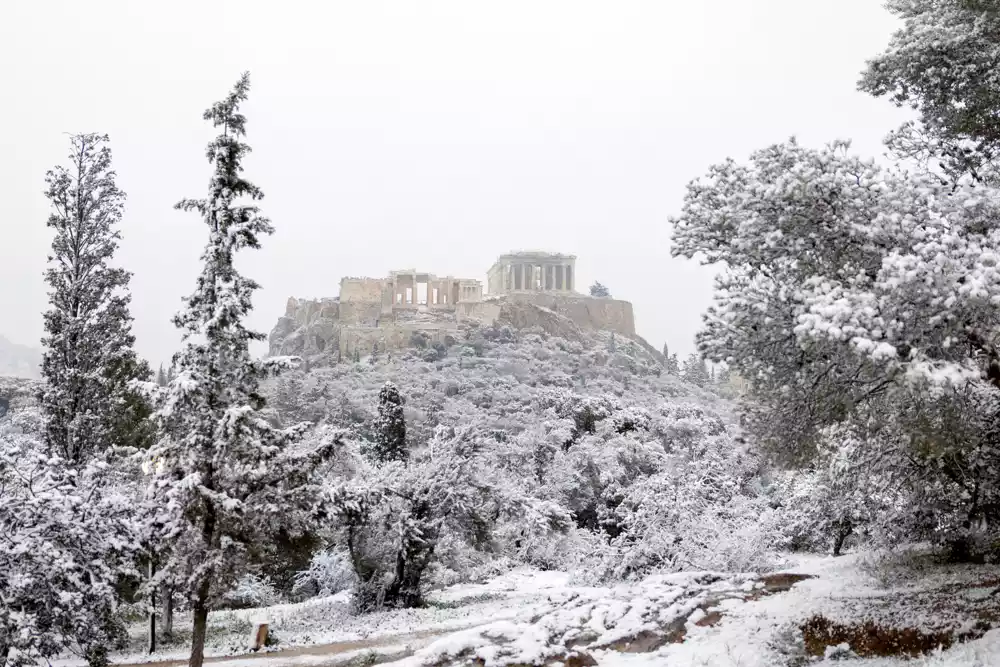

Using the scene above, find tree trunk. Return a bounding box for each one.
[161,587,173,639]
[189,591,210,667]
[832,520,853,557]
[148,560,156,654]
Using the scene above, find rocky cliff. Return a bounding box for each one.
[269,292,652,365]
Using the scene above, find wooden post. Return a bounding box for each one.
[250,623,269,652]
[148,560,156,654]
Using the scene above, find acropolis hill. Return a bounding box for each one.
[268,251,644,361]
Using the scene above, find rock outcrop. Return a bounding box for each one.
[269,291,648,365]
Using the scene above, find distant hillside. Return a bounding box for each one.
[0,335,41,379]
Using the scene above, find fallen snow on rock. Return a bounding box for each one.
[396,572,761,666]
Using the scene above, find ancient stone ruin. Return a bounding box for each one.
[269,251,641,362]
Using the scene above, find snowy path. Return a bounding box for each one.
[102,569,817,667]
[113,627,451,667]
[93,553,1000,667]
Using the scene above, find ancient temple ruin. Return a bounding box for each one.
[487,252,577,295]
[270,251,637,362]
[385,270,483,306]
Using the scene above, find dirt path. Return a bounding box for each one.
[113,624,475,667]
[114,573,819,667]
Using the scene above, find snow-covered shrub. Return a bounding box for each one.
[0,406,133,666]
[222,574,283,609]
[292,548,357,600]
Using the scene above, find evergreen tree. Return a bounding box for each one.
[369,341,377,366]
[681,353,710,387]
[662,344,681,375]
[608,332,617,354]
[368,381,407,464]
[156,363,167,387]
[142,73,328,667]
[589,282,611,297]
[39,133,150,466]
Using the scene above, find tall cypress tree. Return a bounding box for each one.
[368,381,407,464]
[40,133,150,466]
[143,73,327,667]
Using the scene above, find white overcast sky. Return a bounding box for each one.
[0,0,910,366]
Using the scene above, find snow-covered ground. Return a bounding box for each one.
[58,550,1000,667]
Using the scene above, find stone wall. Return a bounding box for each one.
[467,293,635,336]
[339,278,386,303]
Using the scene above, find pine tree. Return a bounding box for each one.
[368,381,407,464]
[662,344,681,375]
[142,73,328,667]
[39,133,151,466]
[681,353,710,387]
[156,363,167,387]
[589,282,611,297]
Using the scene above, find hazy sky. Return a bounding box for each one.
[0,0,911,367]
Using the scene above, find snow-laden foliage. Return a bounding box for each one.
[860,0,1000,181]
[673,138,1000,392]
[671,138,1000,449]
[681,353,710,387]
[140,73,333,667]
[221,574,282,610]
[40,133,151,466]
[670,137,1000,554]
[329,422,551,611]
[265,322,769,602]
[291,548,357,600]
[0,401,135,667]
[669,0,1000,558]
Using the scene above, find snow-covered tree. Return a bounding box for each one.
[681,353,709,387]
[662,344,680,375]
[142,73,332,667]
[589,282,611,297]
[40,133,151,466]
[0,407,133,667]
[332,423,564,610]
[366,381,407,464]
[860,0,1000,182]
[669,141,1000,552]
